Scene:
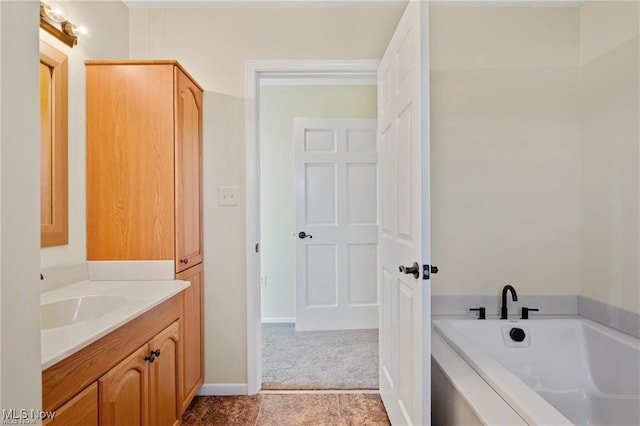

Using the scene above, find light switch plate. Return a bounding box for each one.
[218,186,239,206]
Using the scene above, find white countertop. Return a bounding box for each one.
[41,279,189,370]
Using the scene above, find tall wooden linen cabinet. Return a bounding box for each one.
[85,61,204,416]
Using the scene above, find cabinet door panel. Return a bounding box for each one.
[177,264,204,412]
[99,344,149,426]
[44,382,97,426]
[86,64,175,261]
[175,68,203,272]
[149,321,181,426]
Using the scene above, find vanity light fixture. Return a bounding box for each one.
[39,1,86,48]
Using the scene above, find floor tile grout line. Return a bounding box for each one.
[336,394,342,423]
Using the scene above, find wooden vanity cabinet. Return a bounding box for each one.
[85,60,205,412]
[99,321,180,426]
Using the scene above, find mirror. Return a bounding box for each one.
[40,40,68,247]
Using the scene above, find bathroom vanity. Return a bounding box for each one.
[41,278,189,426]
[42,59,206,425]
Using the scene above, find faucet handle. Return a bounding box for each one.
[521,307,539,320]
[469,307,486,320]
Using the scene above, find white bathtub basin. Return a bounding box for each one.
[41,295,128,330]
[433,318,640,426]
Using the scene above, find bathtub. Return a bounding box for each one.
[432,318,640,425]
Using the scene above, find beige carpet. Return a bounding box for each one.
[262,323,378,390]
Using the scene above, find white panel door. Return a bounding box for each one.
[294,117,378,331]
[378,1,431,425]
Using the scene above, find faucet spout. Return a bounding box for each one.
[500,285,518,319]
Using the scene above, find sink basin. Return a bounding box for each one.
[42,295,128,330]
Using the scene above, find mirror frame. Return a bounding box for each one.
[40,40,68,247]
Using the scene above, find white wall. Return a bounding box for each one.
[40,1,129,269]
[429,2,640,316]
[579,0,640,314]
[129,5,403,385]
[259,84,377,320]
[202,91,248,384]
[429,6,582,297]
[130,6,403,98]
[1,0,42,415]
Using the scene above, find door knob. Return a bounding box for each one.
[298,231,313,239]
[399,262,420,279]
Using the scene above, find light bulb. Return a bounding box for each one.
[71,24,89,36]
[42,2,68,24]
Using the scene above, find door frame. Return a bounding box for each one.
[245,60,379,395]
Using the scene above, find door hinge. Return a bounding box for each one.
[423,264,439,280]
[255,243,260,253]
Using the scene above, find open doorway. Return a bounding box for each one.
[245,5,430,422]
[257,73,379,390]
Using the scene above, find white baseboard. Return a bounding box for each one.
[197,383,248,396]
[261,317,295,324]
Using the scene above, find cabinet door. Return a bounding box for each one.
[176,264,204,412]
[87,64,175,261]
[174,68,203,273]
[44,382,97,426]
[99,344,150,426]
[149,321,181,426]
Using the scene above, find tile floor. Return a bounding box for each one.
[182,392,391,426]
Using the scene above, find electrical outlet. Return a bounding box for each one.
[218,186,239,206]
